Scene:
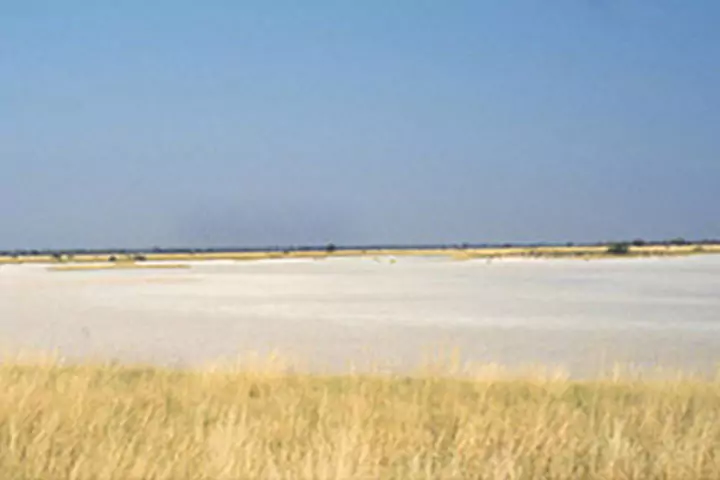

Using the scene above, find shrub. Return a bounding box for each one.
[607,243,630,255]
[669,237,688,246]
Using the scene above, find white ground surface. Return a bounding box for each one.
[1,255,719,376]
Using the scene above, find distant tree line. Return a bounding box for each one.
[1,237,717,260]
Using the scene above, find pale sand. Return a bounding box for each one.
[1,256,719,376]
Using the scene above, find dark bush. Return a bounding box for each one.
[607,243,630,255]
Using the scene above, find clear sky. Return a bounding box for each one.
[2,1,719,249]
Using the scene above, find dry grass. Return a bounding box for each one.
[0,356,718,479]
[2,244,719,266]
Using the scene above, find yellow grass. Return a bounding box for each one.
[0,356,718,479]
[456,244,720,261]
[0,255,55,265]
[1,244,719,266]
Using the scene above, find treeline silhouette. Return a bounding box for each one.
[1,237,717,259]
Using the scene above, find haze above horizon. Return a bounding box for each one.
[2,1,719,250]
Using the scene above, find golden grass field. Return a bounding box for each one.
[0,356,718,479]
[1,243,719,267]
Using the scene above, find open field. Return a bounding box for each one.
[0,359,718,479]
[1,255,719,375]
[2,254,720,478]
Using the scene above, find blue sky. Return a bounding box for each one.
[2,1,719,249]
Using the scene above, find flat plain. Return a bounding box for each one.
[2,254,720,478]
[1,254,718,376]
